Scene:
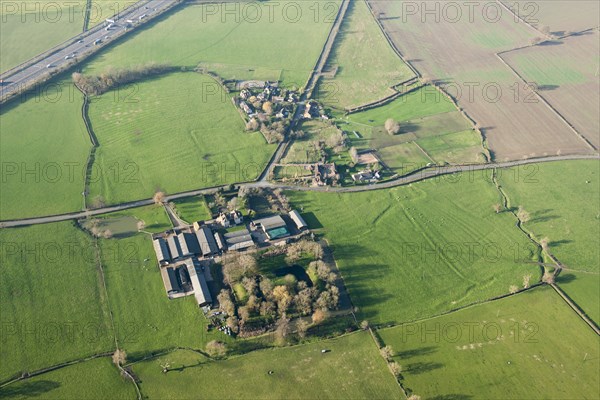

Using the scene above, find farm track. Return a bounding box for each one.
[2,154,598,228]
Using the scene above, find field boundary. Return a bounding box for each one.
[2,155,599,227]
[495,50,597,152]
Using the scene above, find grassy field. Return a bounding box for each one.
[282,120,344,164]
[378,286,599,399]
[132,331,401,399]
[82,1,338,87]
[94,206,229,359]
[0,1,85,72]
[556,270,599,326]
[0,357,135,399]
[0,78,90,220]
[289,172,539,325]
[498,160,599,324]
[89,1,136,26]
[315,0,414,109]
[0,222,114,381]
[339,87,484,173]
[87,72,275,206]
[171,196,212,224]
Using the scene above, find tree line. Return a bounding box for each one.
[72,63,175,96]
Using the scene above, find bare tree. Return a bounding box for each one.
[380,345,394,361]
[493,203,502,214]
[384,119,401,135]
[246,118,259,131]
[103,229,113,239]
[153,191,166,204]
[112,349,127,366]
[360,320,369,330]
[312,308,329,325]
[274,314,291,343]
[517,206,531,223]
[407,395,422,400]
[296,319,309,339]
[523,273,532,289]
[509,284,519,294]
[540,237,550,253]
[206,340,227,357]
[389,362,402,378]
[136,220,146,231]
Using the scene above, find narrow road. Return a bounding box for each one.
[1,154,597,228]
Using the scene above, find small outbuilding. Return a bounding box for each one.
[289,210,307,231]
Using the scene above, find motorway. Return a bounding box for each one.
[0,0,176,101]
[1,154,597,228]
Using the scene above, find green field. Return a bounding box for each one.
[556,270,600,325]
[0,1,85,72]
[0,222,114,381]
[0,78,90,220]
[498,160,600,324]
[315,0,414,109]
[379,286,599,399]
[89,1,135,27]
[82,1,338,87]
[339,87,484,173]
[282,120,344,164]
[171,196,212,224]
[289,172,540,325]
[132,331,401,399]
[0,357,135,399]
[87,72,275,205]
[95,206,228,358]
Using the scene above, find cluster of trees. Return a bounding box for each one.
[260,120,288,144]
[72,63,174,96]
[216,239,340,338]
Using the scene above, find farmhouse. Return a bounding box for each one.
[152,237,171,265]
[224,228,255,251]
[253,215,290,240]
[216,210,243,228]
[289,210,308,230]
[195,225,219,257]
[184,259,212,307]
[352,170,381,183]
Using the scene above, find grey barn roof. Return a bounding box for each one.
[195,226,218,256]
[167,235,182,260]
[152,238,171,263]
[185,259,212,307]
[254,215,286,231]
[289,210,307,230]
[214,232,226,251]
[160,267,181,294]
[178,232,201,256]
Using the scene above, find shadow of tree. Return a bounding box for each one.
[0,380,61,398]
[405,361,444,374]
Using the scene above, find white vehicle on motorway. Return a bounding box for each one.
[46,64,54,68]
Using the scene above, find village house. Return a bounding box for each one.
[216,210,243,228]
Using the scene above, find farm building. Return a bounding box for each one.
[152,238,171,265]
[185,259,212,307]
[160,267,182,296]
[253,215,290,240]
[195,225,218,256]
[214,232,226,251]
[351,170,380,182]
[224,228,255,251]
[289,210,307,230]
[177,232,201,257]
[167,235,182,260]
